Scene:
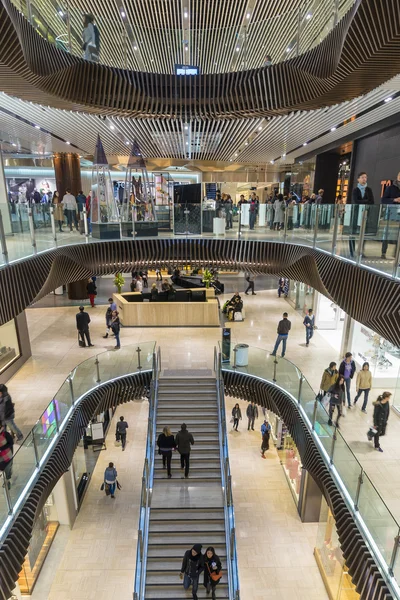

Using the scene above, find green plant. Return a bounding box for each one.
[114,273,125,294]
[202,268,214,289]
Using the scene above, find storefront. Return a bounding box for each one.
[287,280,314,317]
[315,292,346,354]
[314,498,359,599]
[0,319,20,375]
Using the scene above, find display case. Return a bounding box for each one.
[277,434,303,505]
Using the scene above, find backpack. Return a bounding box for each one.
[93,24,100,49]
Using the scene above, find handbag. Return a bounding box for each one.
[207,562,222,582]
[234,312,243,322]
[78,333,85,347]
[100,483,104,491]
[367,426,378,441]
[105,483,111,496]
[116,480,122,491]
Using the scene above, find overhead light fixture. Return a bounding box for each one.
[11,143,17,147]
[236,47,240,52]
[66,141,70,145]
[306,13,312,19]
[58,10,63,16]
[282,154,286,158]
[246,12,251,18]
[258,126,262,130]
[121,11,126,17]
[185,46,188,51]
[235,153,238,156]
[303,142,308,146]
[133,46,138,50]
[34,125,40,129]
[186,142,189,145]
[125,141,130,145]
[385,97,393,103]
[245,142,248,145]
[270,160,274,164]
[286,47,291,53]
[184,125,188,130]
[110,125,115,130]
[184,11,188,17]
[229,159,233,162]
[331,127,336,131]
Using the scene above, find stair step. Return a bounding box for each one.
[149,533,226,545]
[154,461,220,469]
[145,584,229,598]
[150,521,225,532]
[154,472,221,481]
[156,427,219,435]
[157,415,218,422]
[150,508,224,520]
[147,573,225,586]
[157,411,218,417]
[146,560,226,572]
[147,546,227,558]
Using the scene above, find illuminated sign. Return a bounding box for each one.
[175,64,200,75]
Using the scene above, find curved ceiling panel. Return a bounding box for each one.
[1,0,400,118]
[223,371,393,600]
[0,238,399,345]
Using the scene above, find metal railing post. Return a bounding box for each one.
[50,206,57,244]
[3,472,13,515]
[312,399,318,430]
[283,205,289,241]
[238,209,242,237]
[138,530,143,560]
[298,374,303,404]
[230,528,235,557]
[95,356,101,383]
[141,476,146,506]
[329,429,337,464]
[392,225,400,279]
[28,208,37,253]
[136,346,142,370]
[232,347,237,369]
[32,432,40,467]
[356,206,368,265]
[313,205,320,248]
[354,468,363,511]
[82,206,89,242]
[331,204,339,255]
[0,210,9,264]
[389,530,400,577]
[68,376,75,405]
[227,474,232,507]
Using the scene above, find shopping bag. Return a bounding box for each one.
[367,426,377,441]
[105,483,111,496]
[234,312,243,322]
[100,483,104,491]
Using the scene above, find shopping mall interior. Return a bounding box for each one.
[0,0,400,599]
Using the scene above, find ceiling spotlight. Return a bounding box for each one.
[133,46,138,50]
[385,97,393,102]
[184,125,188,130]
[286,47,291,53]
[110,125,115,130]
[236,47,240,52]
[246,12,250,18]
[282,154,286,158]
[270,160,274,164]
[331,127,336,131]
[245,142,248,145]
[12,143,17,147]
[125,141,130,145]
[229,159,233,162]
[184,11,188,17]
[66,141,70,145]
[34,125,40,129]
[303,142,308,146]
[58,10,64,16]
[186,142,189,145]
[235,153,238,156]
[121,11,126,17]
[306,13,312,19]
[185,46,188,51]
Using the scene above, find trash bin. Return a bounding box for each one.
[235,343,249,367]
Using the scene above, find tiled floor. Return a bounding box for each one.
[6,282,400,597]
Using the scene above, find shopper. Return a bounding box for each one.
[87,278,97,307]
[371,392,391,452]
[380,173,400,258]
[315,189,324,204]
[339,352,356,408]
[231,403,242,431]
[249,197,257,230]
[76,190,87,216]
[246,400,258,431]
[142,270,148,288]
[303,308,315,346]
[104,462,117,498]
[0,423,13,488]
[175,423,194,479]
[180,544,204,600]
[156,268,162,281]
[52,191,64,232]
[76,306,93,347]
[103,297,117,338]
[261,428,270,458]
[271,312,292,358]
[151,283,159,301]
[351,172,374,205]
[61,189,78,231]
[135,276,143,293]
[261,419,271,436]
[245,273,256,295]
[0,385,23,441]
[157,426,176,478]
[82,14,99,62]
[327,376,345,428]
[320,362,338,393]
[273,194,285,230]
[354,362,372,413]
[116,416,128,451]
[110,310,121,349]
[203,546,222,599]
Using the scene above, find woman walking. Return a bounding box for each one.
[231,403,242,431]
[110,310,121,349]
[52,191,64,232]
[104,462,117,498]
[157,426,176,478]
[261,428,270,458]
[354,362,372,413]
[372,392,391,452]
[327,376,345,428]
[320,362,338,393]
[203,546,222,600]
[273,194,285,230]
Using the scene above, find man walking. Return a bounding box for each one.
[116,416,128,451]
[246,400,258,430]
[245,273,256,295]
[61,189,78,231]
[175,423,194,479]
[303,308,315,347]
[103,297,117,338]
[339,352,356,408]
[180,544,204,600]
[271,312,291,357]
[76,305,94,347]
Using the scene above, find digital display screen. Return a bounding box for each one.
[175,64,200,75]
[41,400,60,436]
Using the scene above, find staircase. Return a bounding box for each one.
[145,377,229,599]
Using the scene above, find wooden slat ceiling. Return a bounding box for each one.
[27,0,354,73]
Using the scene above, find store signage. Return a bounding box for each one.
[175,64,200,75]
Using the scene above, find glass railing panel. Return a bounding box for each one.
[53,379,74,423]
[393,540,400,586]
[274,357,301,397]
[357,473,399,569]
[335,204,363,262]
[313,402,334,455]
[285,203,315,247]
[32,404,59,462]
[315,204,336,252]
[69,357,99,402]
[0,473,10,524]
[7,432,38,509]
[331,433,362,503]
[360,206,400,276]
[300,380,319,422]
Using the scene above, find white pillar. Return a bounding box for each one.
[51,468,78,528]
[0,151,12,235]
[258,204,266,226]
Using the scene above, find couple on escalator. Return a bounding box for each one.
[180,544,222,600]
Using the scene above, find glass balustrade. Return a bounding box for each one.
[219,345,400,587]
[0,342,155,540]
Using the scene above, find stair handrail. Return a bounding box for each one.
[133,347,160,600]
[215,346,240,600]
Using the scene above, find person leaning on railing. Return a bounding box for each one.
[380,172,400,259]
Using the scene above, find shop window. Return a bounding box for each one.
[0,319,20,374]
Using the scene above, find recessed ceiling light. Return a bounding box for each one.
[245,142,248,145]
[66,141,70,145]
[286,47,291,53]
[236,47,240,52]
[229,159,233,162]
[12,143,17,147]
[282,154,286,158]
[303,142,308,146]
[184,11,188,17]
[126,141,130,145]
[121,11,126,17]
[35,125,40,129]
[331,127,336,131]
[110,125,115,130]
[184,125,188,130]
[385,97,393,102]
[246,12,250,18]
[270,160,274,164]
[258,126,262,130]
[186,142,189,145]
[185,47,188,51]
[306,13,312,19]
[58,10,63,16]
[134,46,138,50]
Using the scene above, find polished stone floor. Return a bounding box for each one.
[6,281,400,598]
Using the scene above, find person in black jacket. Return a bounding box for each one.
[349,172,375,256]
[372,392,391,452]
[76,306,93,347]
[246,401,258,430]
[110,310,121,349]
[339,352,356,408]
[0,423,13,487]
[231,403,242,431]
[327,376,345,428]
[175,423,194,479]
[180,544,204,600]
[87,278,97,307]
[271,312,291,357]
[203,546,222,599]
[157,426,175,478]
[380,174,400,258]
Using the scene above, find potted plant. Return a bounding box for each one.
[202,268,214,289]
[114,273,125,294]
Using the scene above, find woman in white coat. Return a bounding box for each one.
[273,194,285,230]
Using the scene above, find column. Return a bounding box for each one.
[53,153,82,199]
[298,468,323,522]
[0,149,12,235]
